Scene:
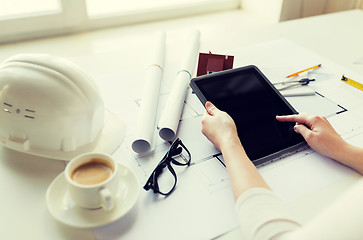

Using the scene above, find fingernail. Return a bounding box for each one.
[206,102,215,111]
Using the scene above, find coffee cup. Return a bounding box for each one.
[65,152,119,211]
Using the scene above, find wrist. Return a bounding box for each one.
[220,135,243,153]
[334,141,354,161]
[334,142,363,175]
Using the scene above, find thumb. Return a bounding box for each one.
[293,124,311,139]
[205,101,219,116]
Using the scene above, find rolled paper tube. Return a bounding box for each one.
[158,29,200,141]
[132,31,166,153]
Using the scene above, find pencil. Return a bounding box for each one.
[286,64,321,78]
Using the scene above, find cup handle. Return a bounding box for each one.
[99,188,113,211]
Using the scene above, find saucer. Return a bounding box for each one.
[46,163,140,228]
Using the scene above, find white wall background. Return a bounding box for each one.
[241,0,363,22]
[281,0,360,21]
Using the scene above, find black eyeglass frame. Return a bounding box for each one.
[143,138,191,196]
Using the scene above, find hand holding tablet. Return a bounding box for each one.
[190,65,306,166]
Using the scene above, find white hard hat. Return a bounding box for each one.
[0,54,126,160]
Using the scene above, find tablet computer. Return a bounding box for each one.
[190,65,306,166]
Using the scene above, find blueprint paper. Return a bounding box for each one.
[92,39,363,240]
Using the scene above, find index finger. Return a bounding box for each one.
[276,113,311,125]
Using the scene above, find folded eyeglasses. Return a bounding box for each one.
[143,138,191,196]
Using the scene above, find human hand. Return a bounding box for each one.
[276,113,347,160]
[201,102,240,151]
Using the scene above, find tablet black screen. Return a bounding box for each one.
[191,66,305,163]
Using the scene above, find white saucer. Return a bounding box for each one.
[46,163,140,228]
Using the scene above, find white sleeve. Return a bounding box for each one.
[287,178,363,240]
[236,179,363,240]
[235,188,301,240]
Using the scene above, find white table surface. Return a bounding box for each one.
[0,9,362,240]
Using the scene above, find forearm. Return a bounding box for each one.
[221,137,270,200]
[227,140,299,239]
[334,142,363,175]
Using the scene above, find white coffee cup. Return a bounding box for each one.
[65,152,119,211]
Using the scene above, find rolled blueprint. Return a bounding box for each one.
[132,32,166,153]
[158,29,200,141]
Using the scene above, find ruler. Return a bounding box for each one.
[341,75,363,91]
